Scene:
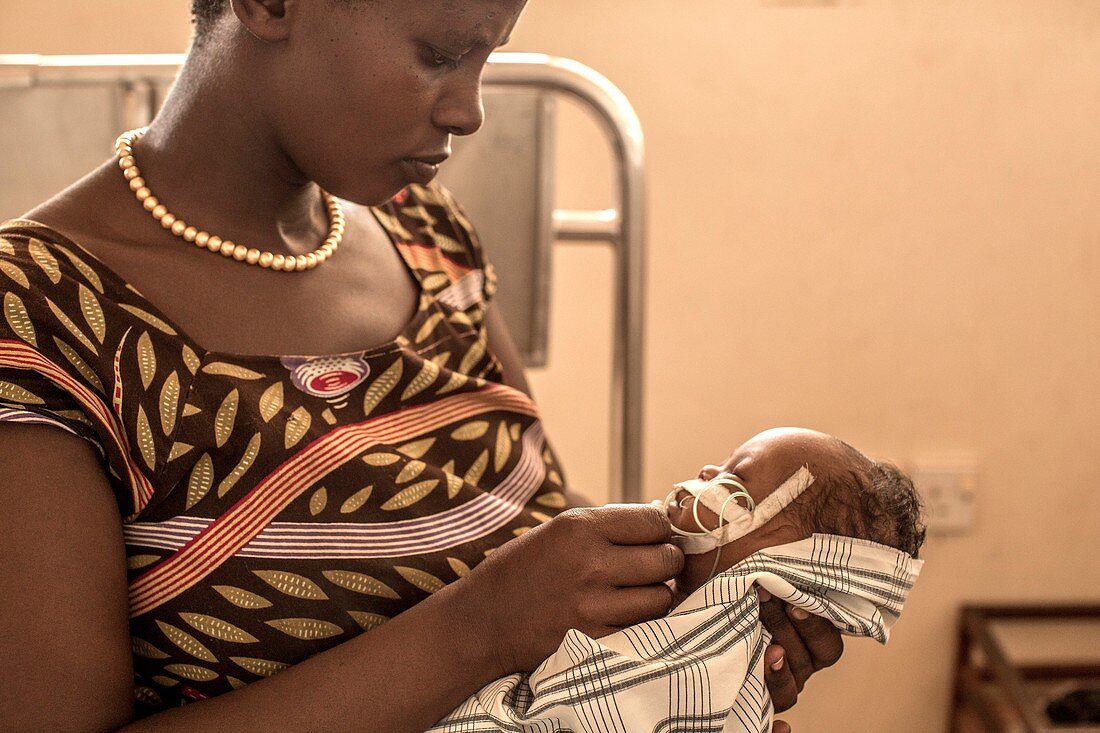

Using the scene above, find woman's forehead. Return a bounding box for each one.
[401,0,524,44]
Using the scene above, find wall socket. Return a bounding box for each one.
[910,456,978,534]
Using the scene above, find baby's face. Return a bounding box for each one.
[668,427,846,595]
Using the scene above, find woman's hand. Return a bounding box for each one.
[668,573,842,731]
[461,504,685,673]
[757,587,845,712]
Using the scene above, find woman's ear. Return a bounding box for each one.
[229,0,297,42]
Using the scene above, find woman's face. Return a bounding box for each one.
[267,0,526,205]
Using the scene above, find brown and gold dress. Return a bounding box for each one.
[0,182,569,716]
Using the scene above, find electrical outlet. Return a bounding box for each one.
[911,456,978,534]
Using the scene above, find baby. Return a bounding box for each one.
[665,426,926,597]
[434,427,925,733]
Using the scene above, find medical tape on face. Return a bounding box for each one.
[665,466,816,555]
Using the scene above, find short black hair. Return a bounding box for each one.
[790,442,927,559]
[189,0,369,46]
[190,0,226,45]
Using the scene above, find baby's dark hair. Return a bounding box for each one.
[789,440,927,558]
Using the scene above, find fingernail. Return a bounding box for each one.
[789,607,809,621]
[757,587,772,603]
[770,656,784,672]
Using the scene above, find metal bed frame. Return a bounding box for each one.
[952,604,1100,732]
[0,52,647,503]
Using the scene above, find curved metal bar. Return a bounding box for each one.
[0,52,648,504]
[486,53,647,504]
[0,53,186,86]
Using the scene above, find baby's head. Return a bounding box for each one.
[667,427,926,594]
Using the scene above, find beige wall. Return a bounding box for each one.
[4,2,1099,731]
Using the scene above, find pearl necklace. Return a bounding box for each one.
[115,127,344,272]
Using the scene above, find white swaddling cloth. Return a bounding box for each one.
[431,533,924,733]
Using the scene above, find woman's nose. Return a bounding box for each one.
[433,78,485,137]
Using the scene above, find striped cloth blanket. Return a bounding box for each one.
[431,533,923,733]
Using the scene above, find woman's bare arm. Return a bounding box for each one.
[0,424,134,731]
[0,423,509,733]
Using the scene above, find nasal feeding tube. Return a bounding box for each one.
[664,474,756,583]
[660,466,817,583]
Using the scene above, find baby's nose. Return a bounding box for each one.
[698,464,724,480]
[667,489,694,531]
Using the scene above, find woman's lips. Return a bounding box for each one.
[400,154,449,185]
[400,158,440,185]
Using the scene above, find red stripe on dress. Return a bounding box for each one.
[128,382,537,617]
[123,423,547,558]
[154,388,535,603]
[0,339,155,512]
[394,241,473,283]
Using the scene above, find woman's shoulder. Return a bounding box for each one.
[0,218,111,337]
[0,216,164,338]
[0,218,196,518]
[380,182,497,303]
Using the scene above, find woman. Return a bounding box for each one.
[0,0,842,730]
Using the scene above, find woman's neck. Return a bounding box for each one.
[130,45,330,257]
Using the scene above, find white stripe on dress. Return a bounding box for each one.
[0,407,78,435]
[124,423,548,558]
[435,270,485,311]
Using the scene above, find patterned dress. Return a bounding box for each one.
[0,182,570,716]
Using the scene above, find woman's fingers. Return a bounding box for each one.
[603,584,676,627]
[785,603,844,670]
[758,595,814,689]
[607,543,685,586]
[588,504,672,546]
[755,587,847,712]
[772,719,792,733]
[763,643,800,713]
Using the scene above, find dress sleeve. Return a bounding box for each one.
[0,233,139,516]
[0,368,106,452]
[425,183,498,305]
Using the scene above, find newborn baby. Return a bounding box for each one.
[433,427,925,733]
[666,426,926,597]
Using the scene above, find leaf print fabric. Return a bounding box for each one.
[0,182,567,718]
